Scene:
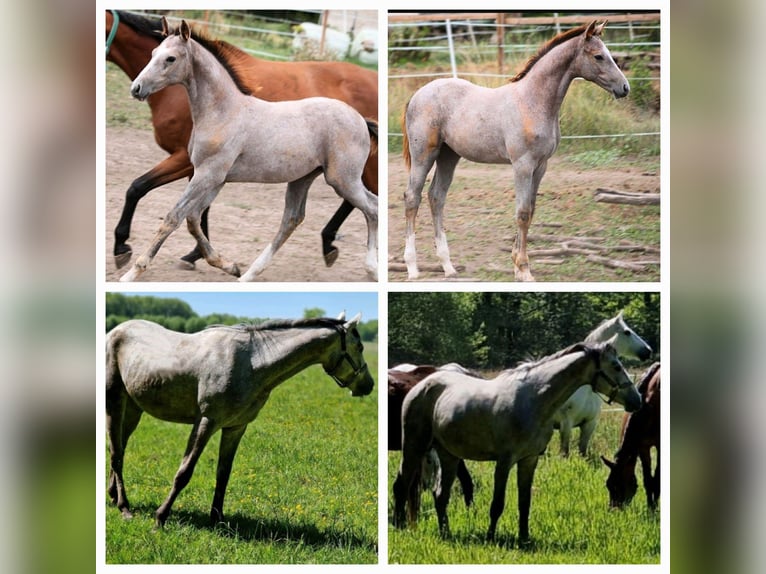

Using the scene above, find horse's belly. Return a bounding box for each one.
[226,152,319,184]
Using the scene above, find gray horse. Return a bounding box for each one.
[121,18,378,282]
[401,21,629,281]
[393,340,640,543]
[106,313,373,528]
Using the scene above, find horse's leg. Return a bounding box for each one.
[108,400,143,506]
[639,447,656,509]
[428,145,461,278]
[516,455,540,544]
[432,447,460,538]
[403,137,440,280]
[456,459,475,507]
[324,169,379,281]
[578,414,599,457]
[105,388,132,517]
[186,215,240,277]
[113,151,193,268]
[321,200,354,267]
[155,416,218,528]
[510,158,548,282]
[238,171,319,282]
[179,205,210,269]
[119,167,227,282]
[558,419,572,457]
[210,424,248,524]
[487,457,513,542]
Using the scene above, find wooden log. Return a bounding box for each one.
[594,188,660,205]
[388,263,466,273]
[586,254,647,272]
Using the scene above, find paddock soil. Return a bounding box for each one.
[387,154,661,282]
[105,126,374,282]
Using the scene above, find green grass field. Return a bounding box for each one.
[387,400,660,564]
[105,351,378,564]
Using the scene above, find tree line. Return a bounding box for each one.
[389,292,659,369]
[106,293,378,342]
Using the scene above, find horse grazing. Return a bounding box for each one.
[106,313,374,528]
[602,362,661,509]
[105,10,378,269]
[401,21,629,281]
[388,363,480,507]
[551,311,652,456]
[393,341,640,543]
[120,19,378,282]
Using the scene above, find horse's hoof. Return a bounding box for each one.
[229,264,241,278]
[114,251,133,269]
[176,259,196,271]
[120,508,134,520]
[323,247,339,267]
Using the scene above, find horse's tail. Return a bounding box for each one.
[105,324,131,404]
[365,119,378,157]
[401,98,412,171]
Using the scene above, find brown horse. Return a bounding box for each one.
[388,364,478,507]
[602,362,661,509]
[105,10,378,269]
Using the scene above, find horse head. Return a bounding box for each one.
[131,18,193,101]
[589,339,641,412]
[323,312,374,397]
[575,20,630,99]
[601,455,639,507]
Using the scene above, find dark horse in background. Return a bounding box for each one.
[105,10,378,269]
[388,364,479,507]
[602,362,661,509]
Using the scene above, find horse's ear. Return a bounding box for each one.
[601,455,616,469]
[160,16,170,37]
[336,310,346,321]
[344,312,362,328]
[585,20,605,39]
[180,19,191,41]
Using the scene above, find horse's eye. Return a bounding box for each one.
[594,54,604,61]
[166,56,176,64]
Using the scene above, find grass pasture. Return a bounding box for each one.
[105,351,378,564]
[387,398,660,564]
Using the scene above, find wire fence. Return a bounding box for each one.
[388,13,661,142]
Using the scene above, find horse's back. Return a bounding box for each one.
[240,58,378,119]
[223,96,369,184]
[406,78,512,164]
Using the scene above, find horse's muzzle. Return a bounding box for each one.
[614,83,630,99]
[130,82,148,102]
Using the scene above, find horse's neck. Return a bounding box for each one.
[585,319,615,344]
[185,41,246,121]
[514,39,580,119]
[525,352,596,422]
[109,31,158,80]
[250,327,337,389]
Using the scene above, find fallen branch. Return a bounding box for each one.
[388,263,466,273]
[594,188,660,205]
[586,254,648,272]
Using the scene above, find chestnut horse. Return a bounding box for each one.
[105,10,378,269]
[602,362,661,509]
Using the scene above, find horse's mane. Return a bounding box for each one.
[510,23,589,83]
[206,317,345,333]
[502,341,598,377]
[116,10,253,95]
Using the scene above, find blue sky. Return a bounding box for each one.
[121,291,378,321]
